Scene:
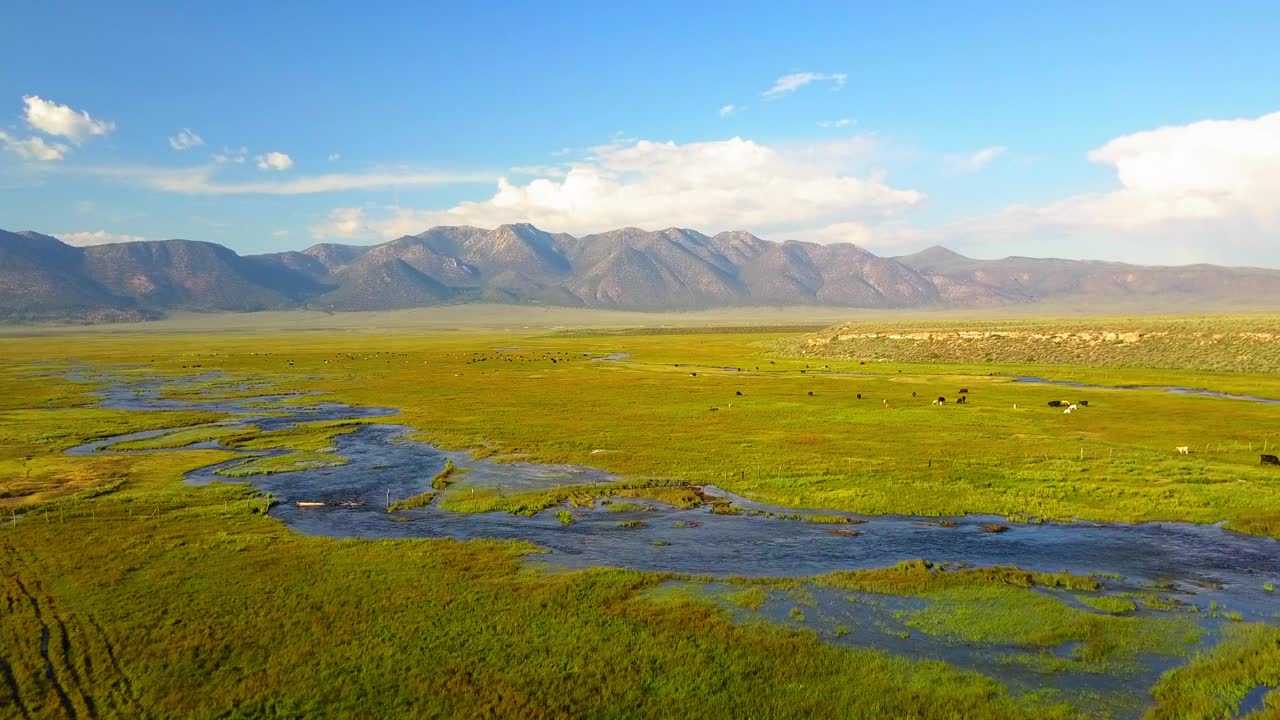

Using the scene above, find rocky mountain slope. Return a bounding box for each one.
[3,224,1278,322]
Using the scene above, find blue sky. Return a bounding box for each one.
[3,1,1279,265]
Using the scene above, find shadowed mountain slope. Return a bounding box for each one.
[3,224,1279,322]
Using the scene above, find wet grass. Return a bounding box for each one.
[4,319,1280,717]
[216,450,346,477]
[430,458,465,489]
[607,502,653,513]
[905,586,1200,669]
[1146,623,1280,719]
[386,490,436,512]
[1076,595,1139,614]
[10,323,1280,537]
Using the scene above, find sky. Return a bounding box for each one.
[2,1,1279,266]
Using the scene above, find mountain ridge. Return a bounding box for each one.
[3,224,1279,323]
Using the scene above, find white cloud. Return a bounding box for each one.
[763,72,847,98]
[327,153,341,162]
[256,151,294,171]
[719,104,739,117]
[943,145,1006,174]
[818,118,853,128]
[58,230,145,246]
[311,135,924,241]
[68,163,494,196]
[23,96,114,144]
[942,112,1280,263]
[168,128,204,150]
[0,130,69,161]
[213,146,247,164]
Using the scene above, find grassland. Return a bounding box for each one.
[17,317,1277,535]
[3,315,1280,717]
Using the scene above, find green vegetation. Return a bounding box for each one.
[606,502,653,513]
[906,587,1198,668]
[815,560,1102,595]
[556,509,574,525]
[108,423,254,450]
[725,587,768,611]
[1075,594,1138,614]
[430,458,465,489]
[5,317,1280,718]
[617,519,647,528]
[1146,623,1280,719]
[387,490,437,512]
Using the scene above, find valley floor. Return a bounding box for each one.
[3,317,1280,718]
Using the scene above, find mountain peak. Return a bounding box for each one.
[4,224,1280,323]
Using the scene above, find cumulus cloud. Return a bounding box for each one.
[719,104,739,117]
[311,135,924,241]
[168,128,204,150]
[763,72,847,98]
[58,230,145,246]
[818,118,852,129]
[943,145,1006,174]
[942,112,1280,263]
[23,96,114,144]
[327,153,341,161]
[256,151,294,171]
[0,130,69,161]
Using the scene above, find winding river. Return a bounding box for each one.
[61,368,1280,716]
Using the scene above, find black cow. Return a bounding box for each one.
[1078,400,1089,407]
[958,388,969,394]
[937,397,946,404]
[1048,400,1064,408]
[1262,454,1280,466]
[807,391,814,396]
[912,391,917,398]
[856,393,862,399]
[956,396,967,404]
[736,391,743,396]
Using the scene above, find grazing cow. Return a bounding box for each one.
[1262,454,1280,466]
[912,391,917,398]
[690,372,697,377]
[807,391,814,396]
[1177,446,1190,455]
[958,388,969,394]
[1067,404,1077,411]
[1048,400,1064,408]
[856,393,862,399]
[956,396,967,404]
[1078,400,1089,407]
[1063,407,1073,414]
[736,391,743,396]
[935,397,946,405]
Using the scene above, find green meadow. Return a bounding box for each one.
[3,313,1280,718]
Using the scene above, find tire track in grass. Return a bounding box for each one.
[12,576,78,719]
[0,656,33,720]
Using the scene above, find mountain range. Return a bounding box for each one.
[3,223,1279,322]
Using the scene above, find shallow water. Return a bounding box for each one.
[67,370,1280,619]
[1015,376,1280,405]
[63,369,1280,717]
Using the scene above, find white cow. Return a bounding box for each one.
[1177,446,1190,455]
